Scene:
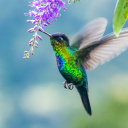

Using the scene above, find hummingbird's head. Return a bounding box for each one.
[50,33,69,46]
[43,32,69,47]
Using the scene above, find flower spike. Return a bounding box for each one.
[24,0,80,58]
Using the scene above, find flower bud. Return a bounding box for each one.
[35,45,38,48]
[43,23,48,26]
[39,27,44,33]
[24,51,28,53]
[34,25,37,30]
[28,28,34,33]
[26,55,29,58]
[32,20,37,24]
[23,54,29,59]
[38,35,42,40]
[35,40,39,46]
[34,34,37,40]
[27,20,34,23]
[29,39,33,44]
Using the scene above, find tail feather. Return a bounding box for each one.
[77,85,92,116]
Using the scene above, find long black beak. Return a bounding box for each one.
[43,31,52,38]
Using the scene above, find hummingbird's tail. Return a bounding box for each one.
[76,85,92,116]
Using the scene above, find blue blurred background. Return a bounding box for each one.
[1,0,128,128]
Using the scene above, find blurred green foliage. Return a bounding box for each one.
[113,0,128,37]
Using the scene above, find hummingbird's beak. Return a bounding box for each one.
[43,31,52,38]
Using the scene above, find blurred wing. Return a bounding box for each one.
[71,18,107,51]
[75,28,128,70]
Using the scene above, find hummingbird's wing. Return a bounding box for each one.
[74,28,128,70]
[71,18,107,51]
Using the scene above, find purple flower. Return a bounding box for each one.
[35,41,39,46]
[39,27,44,32]
[29,39,33,44]
[28,28,34,33]
[38,35,42,40]
[24,0,79,58]
[25,0,66,29]
[34,34,38,40]
[34,25,37,30]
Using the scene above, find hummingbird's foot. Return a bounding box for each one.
[68,83,74,90]
[63,81,68,89]
[63,81,74,90]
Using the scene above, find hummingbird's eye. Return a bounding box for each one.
[58,37,63,42]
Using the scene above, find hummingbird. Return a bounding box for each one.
[43,18,128,116]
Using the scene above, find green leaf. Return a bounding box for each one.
[113,0,128,37]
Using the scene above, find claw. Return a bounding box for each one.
[68,83,74,90]
[63,81,74,90]
[63,81,68,89]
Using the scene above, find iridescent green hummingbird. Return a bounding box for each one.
[43,18,128,116]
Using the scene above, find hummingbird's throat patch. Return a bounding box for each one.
[51,40,63,47]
